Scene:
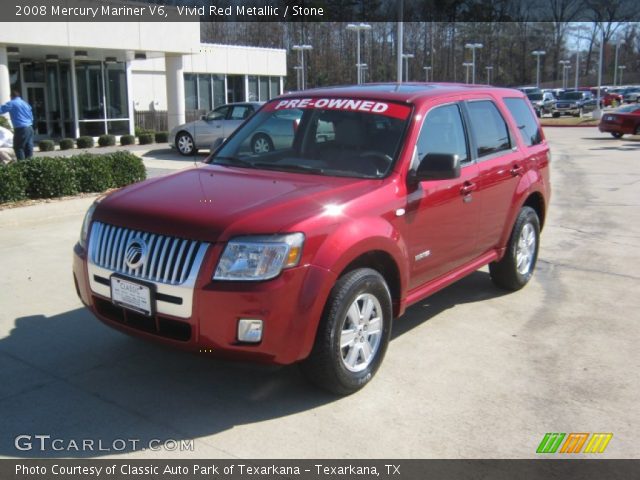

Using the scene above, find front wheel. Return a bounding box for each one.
[176,132,196,156]
[611,132,624,139]
[300,268,392,395]
[251,133,274,154]
[489,206,540,291]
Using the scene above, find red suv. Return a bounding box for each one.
[73,84,550,394]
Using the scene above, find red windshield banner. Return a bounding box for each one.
[265,98,411,120]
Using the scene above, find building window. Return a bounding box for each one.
[198,75,212,110]
[248,76,259,101]
[213,75,225,107]
[227,75,245,103]
[105,62,128,119]
[184,73,197,110]
[75,61,104,120]
[270,77,281,99]
[259,76,269,101]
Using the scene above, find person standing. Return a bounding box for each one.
[0,90,34,159]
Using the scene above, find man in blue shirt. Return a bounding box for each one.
[0,90,34,159]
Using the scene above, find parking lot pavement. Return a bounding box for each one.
[0,128,638,459]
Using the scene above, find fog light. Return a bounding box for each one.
[238,319,263,343]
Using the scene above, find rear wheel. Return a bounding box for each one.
[300,268,392,395]
[611,132,624,139]
[251,133,274,154]
[635,126,640,136]
[490,207,540,291]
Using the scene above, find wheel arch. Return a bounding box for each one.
[522,191,546,230]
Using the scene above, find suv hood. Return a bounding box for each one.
[94,165,378,242]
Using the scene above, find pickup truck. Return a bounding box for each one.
[73,84,551,394]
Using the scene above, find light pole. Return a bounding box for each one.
[463,62,473,84]
[464,43,483,84]
[594,28,604,119]
[423,66,432,82]
[293,65,302,91]
[613,39,624,86]
[359,64,369,83]
[292,44,312,90]
[402,53,414,82]
[532,50,545,88]
[485,66,493,85]
[346,23,372,84]
[559,60,570,89]
[574,50,580,90]
[618,65,626,86]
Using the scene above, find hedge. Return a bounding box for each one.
[0,163,27,203]
[154,131,168,143]
[120,134,135,146]
[76,136,95,149]
[59,138,75,150]
[98,134,116,147]
[0,116,13,131]
[38,140,55,152]
[0,152,146,203]
[138,133,154,145]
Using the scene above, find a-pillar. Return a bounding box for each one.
[165,53,185,131]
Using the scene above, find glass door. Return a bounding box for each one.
[24,84,48,137]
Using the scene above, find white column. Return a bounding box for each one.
[165,53,185,131]
[0,46,10,106]
[70,58,80,138]
[125,59,135,135]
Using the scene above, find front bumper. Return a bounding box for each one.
[73,242,336,365]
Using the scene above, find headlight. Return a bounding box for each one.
[213,233,305,281]
[79,202,98,249]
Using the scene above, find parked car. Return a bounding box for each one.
[168,102,262,156]
[552,91,597,117]
[621,87,640,103]
[73,84,550,394]
[527,91,555,117]
[598,104,640,138]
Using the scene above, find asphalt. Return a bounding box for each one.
[0,128,638,459]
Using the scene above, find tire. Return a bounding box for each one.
[251,133,274,154]
[611,132,623,139]
[552,112,560,118]
[635,126,640,136]
[300,268,393,395]
[489,207,540,291]
[176,132,196,156]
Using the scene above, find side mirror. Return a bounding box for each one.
[413,153,460,182]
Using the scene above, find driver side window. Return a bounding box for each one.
[416,104,469,165]
[208,106,229,121]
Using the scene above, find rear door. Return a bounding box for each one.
[406,102,482,289]
[224,104,254,137]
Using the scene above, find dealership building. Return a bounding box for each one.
[0,21,287,139]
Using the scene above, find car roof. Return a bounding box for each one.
[274,82,526,105]
[221,102,264,108]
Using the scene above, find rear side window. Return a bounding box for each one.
[504,98,543,147]
[466,100,511,158]
[416,104,469,164]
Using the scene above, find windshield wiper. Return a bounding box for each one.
[253,162,324,174]
[212,156,256,168]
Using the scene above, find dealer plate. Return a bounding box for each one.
[111,275,154,316]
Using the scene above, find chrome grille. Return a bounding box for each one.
[89,222,208,285]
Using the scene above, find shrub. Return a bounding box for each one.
[19,157,79,199]
[67,154,113,192]
[138,133,155,145]
[120,134,135,146]
[135,126,154,137]
[154,131,168,143]
[38,140,55,152]
[0,163,27,203]
[76,136,95,149]
[108,151,146,187]
[59,138,75,150]
[0,116,12,132]
[98,134,116,147]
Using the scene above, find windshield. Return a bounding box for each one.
[208,98,411,179]
[527,93,543,101]
[558,92,584,100]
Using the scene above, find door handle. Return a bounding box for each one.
[510,164,524,176]
[460,181,477,196]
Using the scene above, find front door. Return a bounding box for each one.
[405,102,482,289]
[24,84,48,137]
